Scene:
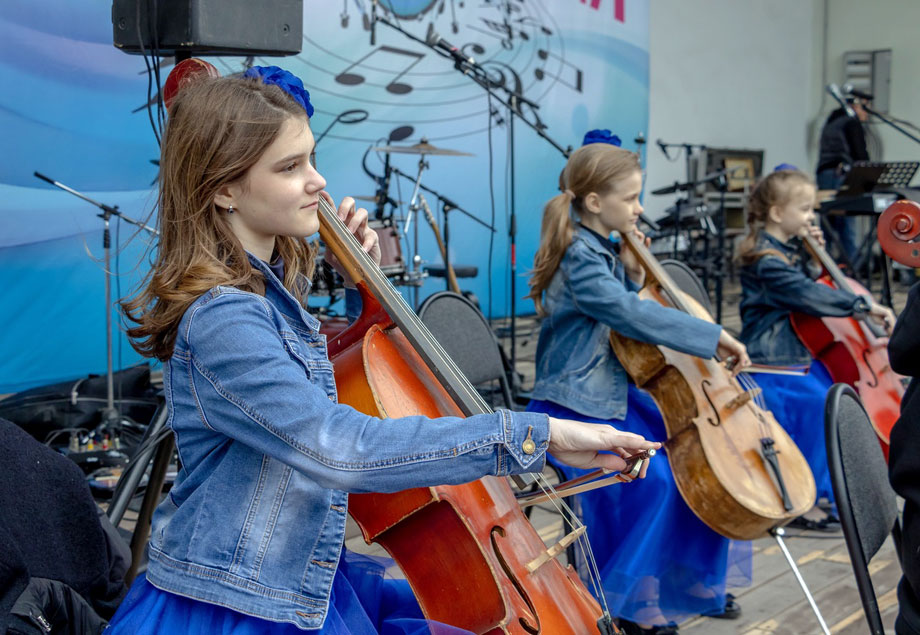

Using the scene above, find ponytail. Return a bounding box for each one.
[528,192,577,316]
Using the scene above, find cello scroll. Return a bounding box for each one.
[878,200,920,267]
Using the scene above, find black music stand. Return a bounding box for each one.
[837,164,886,196]
[854,160,919,189]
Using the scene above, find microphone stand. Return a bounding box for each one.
[864,105,920,147]
[371,14,573,375]
[33,171,158,428]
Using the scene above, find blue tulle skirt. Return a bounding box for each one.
[527,385,751,627]
[747,360,835,503]
[104,550,474,634]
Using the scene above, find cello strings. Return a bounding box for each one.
[528,470,613,617]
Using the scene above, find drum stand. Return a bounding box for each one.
[402,154,430,308]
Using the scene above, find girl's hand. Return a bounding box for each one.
[803,223,825,247]
[547,417,661,475]
[620,229,650,286]
[868,302,896,335]
[716,330,751,375]
[321,192,381,286]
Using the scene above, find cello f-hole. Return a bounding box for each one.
[701,380,722,427]
[861,348,880,388]
[490,526,540,634]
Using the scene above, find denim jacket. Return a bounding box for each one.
[146,253,550,630]
[739,232,868,365]
[531,226,721,419]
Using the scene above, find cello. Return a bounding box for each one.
[318,196,620,633]
[609,231,816,541]
[789,232,904,459]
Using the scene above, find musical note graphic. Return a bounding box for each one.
[335,46,425,95]
[468,17,514,49]
[515,15,552,36]
[535,49,583,93]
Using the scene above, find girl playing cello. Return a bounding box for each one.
[736,167,894,530]
[106,67,659,633]
[526,139,752,635]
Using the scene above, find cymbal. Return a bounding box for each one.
[371,140,474,157]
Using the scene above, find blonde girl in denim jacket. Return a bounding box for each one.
[736,168,894,532]
[104,69,659,634]
[526,142,752,635]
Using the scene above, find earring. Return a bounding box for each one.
[227,204,234,214]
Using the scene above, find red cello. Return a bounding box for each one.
[789,233,904,459]
[878,199,920,268]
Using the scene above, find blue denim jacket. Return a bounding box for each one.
[531,227,721,419]
[145,253,550,630]
[739,232,868,365]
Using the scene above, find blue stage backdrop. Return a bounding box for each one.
[0,0,648,393]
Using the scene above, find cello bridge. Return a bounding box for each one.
[525,526,586,573]
[725,388,761,411]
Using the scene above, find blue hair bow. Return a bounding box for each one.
[582,129,622,147]
[243,66,314,117]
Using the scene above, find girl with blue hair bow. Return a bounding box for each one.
[105,67,659,634]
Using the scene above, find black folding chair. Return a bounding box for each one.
[660,259,714,316]
[825,383,902,635]
[417,291,514,410]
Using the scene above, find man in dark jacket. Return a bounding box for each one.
[816,91,871,263]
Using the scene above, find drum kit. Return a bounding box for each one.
[312,137,491,312]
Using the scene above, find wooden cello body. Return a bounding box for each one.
[318,198,612,634]
[789,234,904,459]
[609,233,815,541]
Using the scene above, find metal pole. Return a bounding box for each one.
[771,527,831,635]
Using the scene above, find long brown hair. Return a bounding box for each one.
[120,76,318,361]
[735,169,814,266]
[527,144,641,316]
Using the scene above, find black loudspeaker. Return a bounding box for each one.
[112,0,303,57]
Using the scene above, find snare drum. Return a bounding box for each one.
[370,219,406,278]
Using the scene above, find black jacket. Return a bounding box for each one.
[817,108,869,173]
[889,282,920,634]
[0,419,130,634]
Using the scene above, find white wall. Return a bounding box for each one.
[644,0,818,220]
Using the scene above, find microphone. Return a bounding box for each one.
[370,0,377,46]
[439,195,460,210]
[656,138,671,160]
[826,83,855,118]
[426,23,474,65]
[843,83,874,102]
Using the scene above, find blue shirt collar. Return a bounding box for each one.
[759,230,799,255]
[245,252,320,331]
[578,224,619,256]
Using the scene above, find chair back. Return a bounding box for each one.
[417,291,513,408]
[660,259,714,316]
[825,383,900,635]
